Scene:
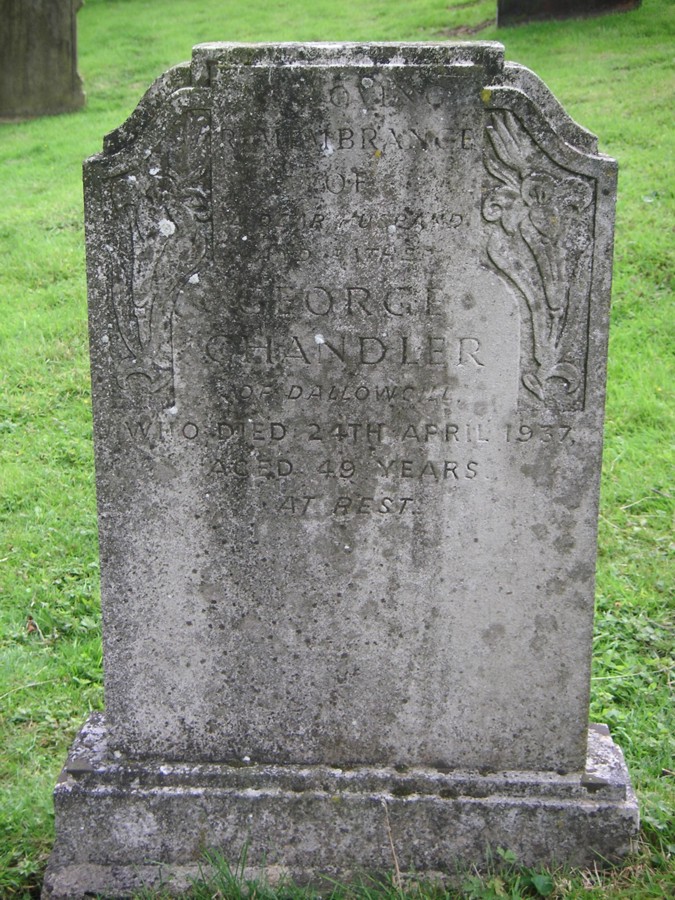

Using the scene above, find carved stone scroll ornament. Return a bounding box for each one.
[482,110,595,410]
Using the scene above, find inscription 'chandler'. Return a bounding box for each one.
[206,333,485,368]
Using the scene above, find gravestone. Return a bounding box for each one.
[43,42,638,898]
[497,0,641,27]
[0,0,85,119]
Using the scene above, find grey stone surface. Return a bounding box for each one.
[0,0,85,119]
[84,41,618,773]
[497,0,641,28]
[45,42,636,893]
[43,715,638,898]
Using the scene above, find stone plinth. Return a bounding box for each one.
[43,716,638,898]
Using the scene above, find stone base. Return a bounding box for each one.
[43,714,638,898]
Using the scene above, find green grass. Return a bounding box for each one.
[0,0,673,897]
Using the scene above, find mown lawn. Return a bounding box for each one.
[0,0,672,897]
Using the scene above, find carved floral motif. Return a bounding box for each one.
[105,109,212,402]
[482,110,595,410]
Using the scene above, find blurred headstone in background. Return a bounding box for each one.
[498,0,641,27]
[0,0,85,119]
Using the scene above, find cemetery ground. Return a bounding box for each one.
[0,0,672,897]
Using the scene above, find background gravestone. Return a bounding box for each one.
[43,42,638,898]
[0,0,85,119]
[497,0,641,27]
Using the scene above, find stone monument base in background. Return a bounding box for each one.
[43,714,638,899]
[497,1,641,28]
[0,0,85,119]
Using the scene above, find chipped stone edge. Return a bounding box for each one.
[57,713,629,800]
[499,62,598,155]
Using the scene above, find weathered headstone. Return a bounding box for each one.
[497,0,641,27]
[0,0,85,119]
[44,43,638,898]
